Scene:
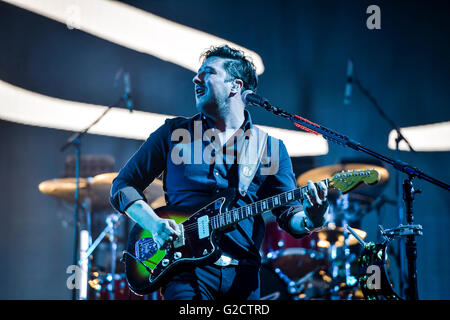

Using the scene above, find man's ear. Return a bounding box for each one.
[230,79,244,93]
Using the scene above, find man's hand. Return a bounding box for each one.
[125,200,181,250]
[151,218,181,250]
[302,180,329,228]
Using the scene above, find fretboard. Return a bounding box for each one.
[210,178,330,230]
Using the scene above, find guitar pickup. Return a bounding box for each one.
[197,215,210,239]
[173,223,185,248]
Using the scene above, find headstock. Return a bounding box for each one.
[330,169,380,194]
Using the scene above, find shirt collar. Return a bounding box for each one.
[198,109,253,132]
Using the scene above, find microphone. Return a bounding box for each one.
[241,90,269,106]
[344,59,353,105]
[123,72,133,112]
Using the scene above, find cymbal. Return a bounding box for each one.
[38,177,107,207]
[93,172,164,204]
[297,163,389,200]
[39,172,164,210]
[150,196,166,209]
[143,180,164,205]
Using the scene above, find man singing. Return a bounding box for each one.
[110,45,329,300]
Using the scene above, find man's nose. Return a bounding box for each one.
[192,72,203,85]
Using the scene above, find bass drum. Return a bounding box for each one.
[259,263,292,300]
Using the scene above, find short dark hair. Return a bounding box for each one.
[200,45,258,92]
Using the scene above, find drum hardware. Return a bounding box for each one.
[89,272,146,300]
[39,171,164,299]
[379,224,423,239]
[260,164,380,300]
[254,91,450,301]
[346,224,407,300]
[76,213,122,299]
[60,101,122,300]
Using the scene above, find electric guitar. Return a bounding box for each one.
[124,168,380,295]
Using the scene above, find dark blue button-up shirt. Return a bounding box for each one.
[110,110,301,266]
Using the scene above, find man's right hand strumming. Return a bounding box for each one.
[125,200,181,250]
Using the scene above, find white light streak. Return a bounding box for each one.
[388,122,450,152]
[0,80,328,156]
[3,0,265,75]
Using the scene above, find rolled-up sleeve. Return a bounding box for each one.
[110,119,172,213]
[258,138,305,238]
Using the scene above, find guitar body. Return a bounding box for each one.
[125,189,236,296]
[124,169,381,296]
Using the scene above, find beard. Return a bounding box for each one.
[195,93,229,119]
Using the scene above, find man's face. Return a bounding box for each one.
[192,56,233,116]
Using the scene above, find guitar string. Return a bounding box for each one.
[166,172,368,236]
[179,187,306,234]
[182,189,302,230]
[161,174,366,234]
[178,178,337,234]
[168,179,334,234]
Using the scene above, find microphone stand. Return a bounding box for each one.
[60,95,125,300]
[250,100,450,300]
[352,72,416,298]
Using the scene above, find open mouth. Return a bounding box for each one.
[195,87,206,97]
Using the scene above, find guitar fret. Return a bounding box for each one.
[211,178,333,230]
[273,195,279,206]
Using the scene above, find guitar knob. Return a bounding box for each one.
[174,252,182,260]
[161,259,170,267]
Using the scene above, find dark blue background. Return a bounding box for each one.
[0,0,449,299]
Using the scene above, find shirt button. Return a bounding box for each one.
[215,171,219,176]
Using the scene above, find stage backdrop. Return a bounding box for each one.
[0,0,449,299]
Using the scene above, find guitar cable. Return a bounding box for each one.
[122,250,154,274]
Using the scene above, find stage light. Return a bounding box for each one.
[79,230,89,300]
[4,0,264,75]
[0,80,328,157]
[388,121,450,152]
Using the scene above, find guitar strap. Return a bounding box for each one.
[237,126,268,197]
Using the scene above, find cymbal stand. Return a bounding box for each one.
[379,180,423,300]
[78,213,122,299]
[60,94,126,300]
[78,213,121,265]
[108,214,119,300]
[79,198,93,300]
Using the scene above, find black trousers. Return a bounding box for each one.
[162,264,260,300]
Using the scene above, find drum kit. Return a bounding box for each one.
[39,160,391,300]
[260,162,392,300]
[39,171,165,300]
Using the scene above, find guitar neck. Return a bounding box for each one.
[210,178,330,230]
